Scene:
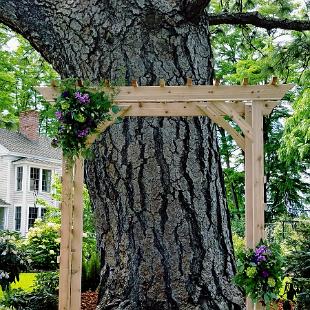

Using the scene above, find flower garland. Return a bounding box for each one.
[47,79,118,161]
[234,241,283,308]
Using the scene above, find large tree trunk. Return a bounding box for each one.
[0,1,244,309]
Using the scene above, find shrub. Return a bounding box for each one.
[1,288,57,310]
[25,219,60,271]
[33,271,59,295]
[0,234,28,292]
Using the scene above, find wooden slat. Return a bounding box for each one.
[216,102,253,140]
[269,76,278,86]
[252,101,265,244]
[116,101,247,116]
[85,105,132,146]
[242,78,249,86]
[114,84,294,102]
[70,157,84,310]
[186,78,192,86]
[197,104,245,151]
[35,84,294,103]
[59,158,74,310]
[131,80,138,87]
[214,79,220,86]
[244,105,254,249]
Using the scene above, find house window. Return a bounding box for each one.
[0,208,5,230]
[16,167,23,191]
[15,206,21,231]
[40,207,46,219]
[42,169,52,192]
[28,207,38,229]
[30,168,40,191]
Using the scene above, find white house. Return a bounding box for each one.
[0,110,62,235]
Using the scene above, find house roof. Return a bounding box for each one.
[0,129,61,161]
[12,158,60,166]
[0,198,10,206]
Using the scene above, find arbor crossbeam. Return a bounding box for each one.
[36,80,293,310]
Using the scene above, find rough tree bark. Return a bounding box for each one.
[0,1,244,309]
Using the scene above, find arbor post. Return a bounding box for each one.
[58,157,84,310]
[245,101,265,310]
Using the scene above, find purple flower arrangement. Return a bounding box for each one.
[48,79,116,160]
[234,241,283,307]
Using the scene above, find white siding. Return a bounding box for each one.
[0,157,9,199]
[0,152,61,235]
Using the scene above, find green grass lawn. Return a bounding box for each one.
[0,273,36,299]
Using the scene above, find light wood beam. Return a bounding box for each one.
[35,84,294,103]
[59,158,74,310]
[245,105,254,249]
[197,104,245,151]
[86,105,132,146]
[252,101,265,243]
[70,157,84,310]
[215,102,253,140]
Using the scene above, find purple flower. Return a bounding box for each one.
[77,128,90,138]
[55,111,62,120]
[62,91,70,98]
[75,92,90,104]
[255,245,268,256]
[261,270,269,278]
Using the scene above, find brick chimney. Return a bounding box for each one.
[19,110,40,141]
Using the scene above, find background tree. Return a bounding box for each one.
[0,0,309,309]
[0,25,57,129]
[210,0,310,229]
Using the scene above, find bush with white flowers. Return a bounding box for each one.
[25,219,61,271]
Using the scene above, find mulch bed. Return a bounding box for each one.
[81,291,98,310]
[80,294,295,310]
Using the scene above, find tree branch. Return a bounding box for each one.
[208,12,310,31]
[183,0,211,22]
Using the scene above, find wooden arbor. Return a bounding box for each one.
[37,79,293,310]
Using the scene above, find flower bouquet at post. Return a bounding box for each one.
[47,79,119,161]
[234,241,283,308]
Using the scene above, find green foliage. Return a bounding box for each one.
[82,252,100,292]
[33,272,59,295]
[25,219,60,271]
[264,106,309,219]
[44,79,118,160]
[284,222,310,309]
[0,272,59,310]
[280,88,310,165]
[235,241,284,307]
[0,25,58,129]
[1,288,58,310]
[0,233,28,292]
[232,234,245,257]
[211,10,310,219]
